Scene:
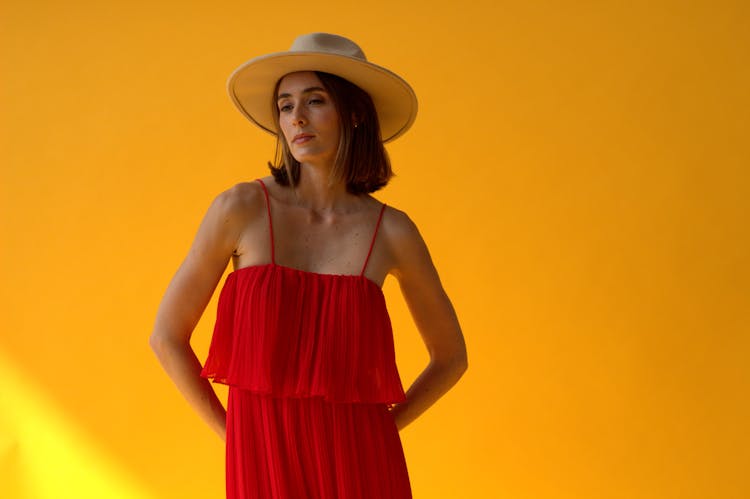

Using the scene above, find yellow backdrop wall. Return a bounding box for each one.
[1,1,748,498]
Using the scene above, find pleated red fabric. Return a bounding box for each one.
[200,179,412,499]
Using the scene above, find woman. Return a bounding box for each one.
[150,33,467,499]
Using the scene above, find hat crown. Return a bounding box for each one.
[289,33,367,61]
[227,32,416,143]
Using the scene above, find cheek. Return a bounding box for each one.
[278,118,294,140]
[323,111,341,132]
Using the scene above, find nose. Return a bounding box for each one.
[290,106,307,127]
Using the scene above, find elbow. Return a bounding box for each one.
[432,349,468,377]
[149,329,191,358]
[149,331,176,357]
[450,353,468,386]
[149,332,165,355]
[450,340,469,373]
[455,351,468,375]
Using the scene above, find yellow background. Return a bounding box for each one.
[1,1,748,498]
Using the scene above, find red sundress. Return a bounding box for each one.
[200,178,412,498]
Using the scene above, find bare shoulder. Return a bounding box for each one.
[379,204,433,280]
[194,179,267,259]
[380,204,421,244]
[213,180,264,218]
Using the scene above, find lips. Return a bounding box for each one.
[293,133,314,144]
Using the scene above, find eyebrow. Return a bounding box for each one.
[277,86,327,100]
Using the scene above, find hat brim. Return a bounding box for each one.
[227,52,418,143]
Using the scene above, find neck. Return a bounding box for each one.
[290,162,355,213]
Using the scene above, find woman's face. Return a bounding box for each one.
[276,71,341,166]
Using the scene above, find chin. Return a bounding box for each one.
[292,152,335,166]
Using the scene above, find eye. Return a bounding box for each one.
[278,103,292,112]
[309,97,324,105]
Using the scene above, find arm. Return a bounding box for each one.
[385,210,468,431]
[149,184,256,441]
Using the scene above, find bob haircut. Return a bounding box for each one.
[267,71,393,194]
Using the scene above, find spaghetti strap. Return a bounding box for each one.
[361,203,386,276]
[256,179,275,264]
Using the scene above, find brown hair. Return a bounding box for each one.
[267,71,393,194]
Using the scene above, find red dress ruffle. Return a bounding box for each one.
[201,263,411,498]
[201,263,407,405]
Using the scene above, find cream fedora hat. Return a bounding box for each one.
[227,32,418,143]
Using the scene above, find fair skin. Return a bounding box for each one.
[150,71,467,441]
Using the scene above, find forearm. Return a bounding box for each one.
[149,336,227,441]
[390,356,468,431]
